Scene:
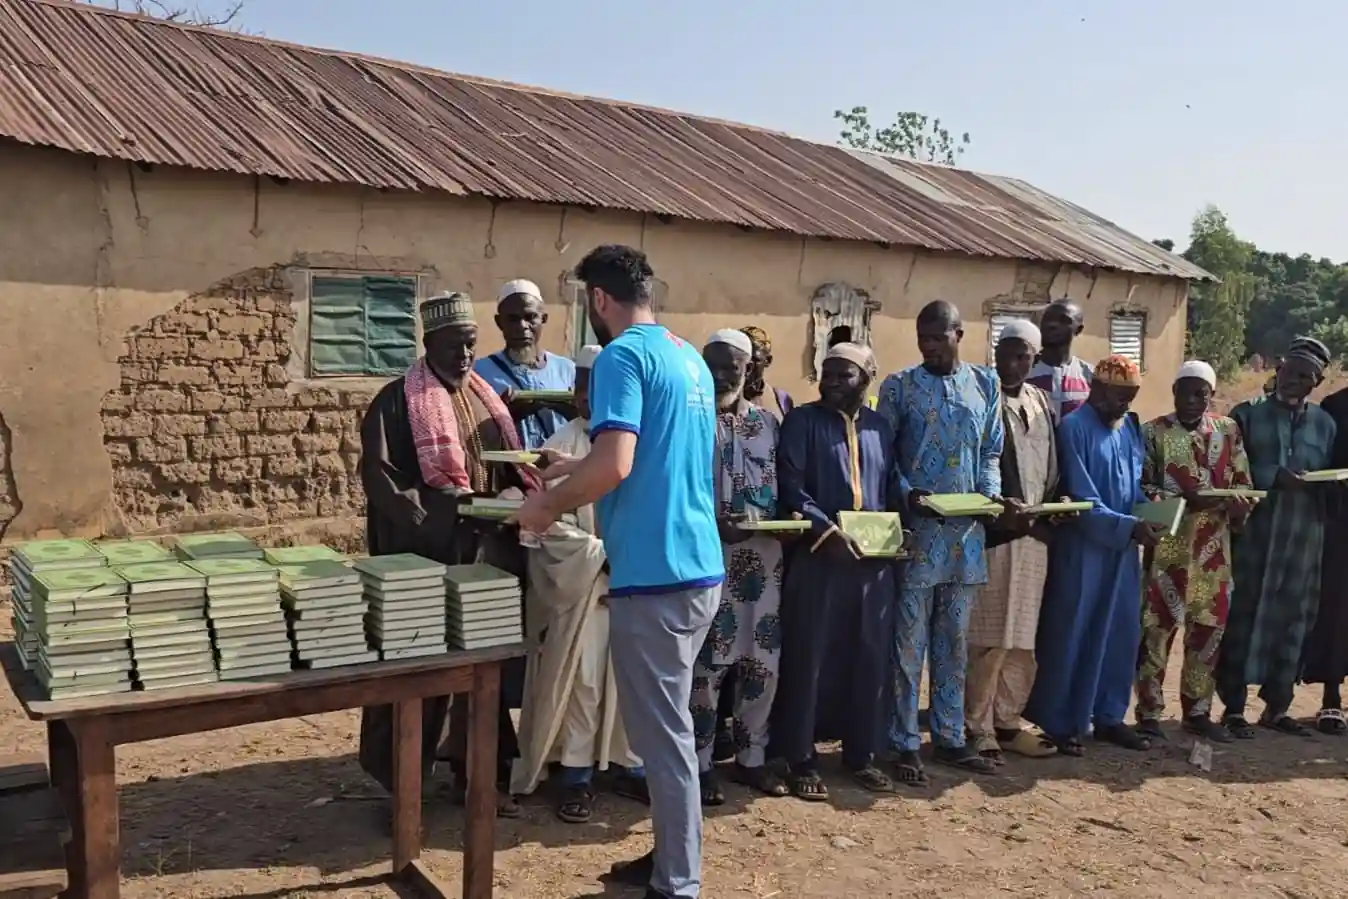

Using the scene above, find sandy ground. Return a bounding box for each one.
[4,607,1348,899]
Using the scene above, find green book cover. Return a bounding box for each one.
[443,564,518,591]
[263,545,348,565]
[736,519,811,532]
[353,554,447,580]
[13,538,106,569]
[1133,497,1187,536]
[919,493,1004,518]
[837,511,906,557]
[117,561,207,587]
[513,389,572,401]
[479,450,541,465]
[1301,468,1348,483]
[1197,488,1267,499]
[29,568,129,599]
[1024,500,1095,515]
[278,560,361,588]
[173,531,263,559]
[95,540,174,566]
[185,558,280,584]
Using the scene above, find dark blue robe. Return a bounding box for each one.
[1025,405,1146,739]
[770,401,903,769]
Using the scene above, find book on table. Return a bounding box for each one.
[115,561,218,689]
[356,554,448,659]
[94,539,175,566]
[278,560,371,667]
[24,568,134,699]
[263,544,349,565]
[1132,496,1187,537]
[918,493,1004,518]
[173,531,265,561]
[444,564,523,650]
[836,511,906,558]
[187,558,290,678]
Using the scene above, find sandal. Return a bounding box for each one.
[1259,714,1313,737]
[732,763,788,797]
[1002,729,1057,758]
[848,764,894,793]
[699,769,725,806]
[1093,722,1152,751]
[1183,715,1234,743]
[890,750,930,786]
[932,744,997,773]
[1136,718,1166,740]
[1316,708,1348,735]
[1049,734,1086,756]
[970,733,1004,765]
[556,785,594,824]
[1222,714,1256,740]
[787,770,829,802]
[612,772,652,805]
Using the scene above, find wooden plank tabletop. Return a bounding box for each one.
[0,641,524,722]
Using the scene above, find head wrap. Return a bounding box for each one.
[705,329,753,356]
[1175,360,1217,389]
[998,319,1042,354]
[826,342,878,381]
[420,292,475,333]
[740,325,771,356]
[497,278,543,304]
[1094,354,1142,387]
[1286,336,1331,374]
[576,344,602,370]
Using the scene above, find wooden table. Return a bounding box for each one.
[0,641,524,899]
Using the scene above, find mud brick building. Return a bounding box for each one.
[0,0,1212,545]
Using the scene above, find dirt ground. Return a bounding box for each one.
[4,610,1348,899]
[5,372,1348,899]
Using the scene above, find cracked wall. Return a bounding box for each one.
[0,141,1188,540]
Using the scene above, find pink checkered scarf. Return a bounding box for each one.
[403,358,540,493]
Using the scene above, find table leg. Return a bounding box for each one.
[48,722,82,898]
[69,721,119,899]
[390,698,422,872]
[462,663,500,899]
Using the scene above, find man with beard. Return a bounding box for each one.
[1219,337,1337,739]
[1027,300,1093,423]
[878,300,1004,782]
[1133,361,1253,743]
[965,319,1062,764]
[475,278,577,449]
[691,330,789,805]
[1024,355,1164,756]
[1303,380,1348,735]
[357,292,540,818]
[774,342,900,800]
[513,245,721,899]
[508,345,646,824]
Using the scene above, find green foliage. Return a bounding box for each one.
[1180,207,1256,379]
[834,107,970,165]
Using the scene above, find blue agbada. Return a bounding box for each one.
[1025,404,1146,740]
[770,402,902,771]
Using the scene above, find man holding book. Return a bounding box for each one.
[877,300,1004,783]
[1134,360,1253,743]
[1219,336,1337,738]
[1302,381,1348,735]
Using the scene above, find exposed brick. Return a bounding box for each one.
[213,458,264,483]
[310,411,346,432]
[191,338,245,360]
[105,413,154,439]
[157,462,211,484]
[295,433,341,454]
[207,411,259,435]
[190,435,244,459]
[134,437,187,463]
[157,415,208,437]
[216,314,270,336]
[296,388,344,409]
[246,434,296,456]
[135,390,189,413]
[262,411,311,433]
[249,389,292,409]
[136,337,189,359]
[159,365,212,386]
[265,455,313,478]
[315,453,345,475]
[263,364,289,386]
[101,393,134,413]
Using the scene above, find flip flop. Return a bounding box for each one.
[891,750,929,786]
[1221,714,1256,740]
[1316,708,1348,735]
[556,785,594,824]
[932,744,997,773]
[1259,714,1313,737]
[698,769,726,806]
[1002,728,1057,758]
[787,770,829,802]
[848,764,895,793]
[970,733,1005,765]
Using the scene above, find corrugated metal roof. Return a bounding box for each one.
[0,0,1213,281]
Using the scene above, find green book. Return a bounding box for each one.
[1301,468,1348,483]
[263,545,348,565]
[513,389,573,402]
[1133,497,1187,536]
[444,564,518,593]
[736,520,812,533]
[1024,500,1094,515]
[95,540,174,566]
[353,554,447,581]
[29,569,129,599]
[278,560,361,589]
[837,511,906,558]
[173,531,264,560]
[185,558,280,585]
[480,450,541,465]
[919,493,1004,518]
[12,539,106,571]
[116,561,207,591]
[1197,488,1267,499]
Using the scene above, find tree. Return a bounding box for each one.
[1182,206,1256,379]
[82,0,244,28]
[1151,238,1176,252]
[834,107,971,165]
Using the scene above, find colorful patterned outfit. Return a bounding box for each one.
[877,363,1004,752]
[690,404,783,769]
[966,384,1056,739]
[1135,413,1253,721]
[1027,355,1093,424]
[1218,396,1337,718]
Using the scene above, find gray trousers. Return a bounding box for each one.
[608,584,720,899]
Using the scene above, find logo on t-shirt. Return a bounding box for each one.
[685,357,713,412]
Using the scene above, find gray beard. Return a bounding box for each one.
[505,345,539,366]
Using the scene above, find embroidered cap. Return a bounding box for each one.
[420,292,475,333]
[1094,354,1142,387]
[1286,335,1332,374]
[825,342,878,380]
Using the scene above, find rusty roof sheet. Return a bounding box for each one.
[0,0,1213,281]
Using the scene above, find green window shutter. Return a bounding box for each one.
[311,275,418,376]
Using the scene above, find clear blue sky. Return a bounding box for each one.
[184,0,1348,260]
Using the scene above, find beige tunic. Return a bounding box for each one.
[968,384,1056,650]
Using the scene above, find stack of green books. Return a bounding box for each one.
[8,538,110,671]
[95,539,175,567]
[279,560,377,669]
[173,531,265,561]
[355,554,449,661]
[264,544,349,565]
[28,569,134,699]
[187,558,291,680]
[444,564,523,651]
[115,562,219,690]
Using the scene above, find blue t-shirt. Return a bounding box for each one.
[588,324,724,596]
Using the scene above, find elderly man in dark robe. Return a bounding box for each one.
[1303,381,1348,735]
[773,342,902,800]
[357,291,540,818]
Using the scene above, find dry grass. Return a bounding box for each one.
[1212,364,1348,415]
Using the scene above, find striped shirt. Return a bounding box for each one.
[1027,356,1094,424]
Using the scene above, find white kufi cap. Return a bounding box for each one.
[1175,359,1217,389]
[498,278,543,303]
[705,328,753,356]
[998,319,1042,354]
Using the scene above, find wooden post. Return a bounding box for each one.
[461,664,500,899]
[72,720,119,899]
[390,698,423,873]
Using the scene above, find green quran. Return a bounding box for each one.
[736,520,812,533]
[480,450,541,465]
[918,493,1004,517]
[1133,497,1187,536]
[836,511,906,558]
[514,389,573,402]
[1197,488,1267,499]
[1024,500,1093,515]
[1301,468,1348,483]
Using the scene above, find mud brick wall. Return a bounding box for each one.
[99,267,379,535]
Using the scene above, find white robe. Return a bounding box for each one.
[508,419,637,795]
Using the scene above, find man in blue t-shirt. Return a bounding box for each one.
[513,245,722,899]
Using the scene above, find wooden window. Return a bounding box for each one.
[309,274,419,377]
[1108,311,1146,369]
